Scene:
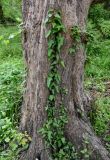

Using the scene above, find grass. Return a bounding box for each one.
[0,25,24,121]
[1,0,21,22]
[0,25,22,59]
[0,59,24,123]
[0,25,28,159]
[85,4,110,151]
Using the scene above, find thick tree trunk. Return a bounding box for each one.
[20,0,110,160]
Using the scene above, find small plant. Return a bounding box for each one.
[80,137,91,160]
[69,26,81,55]
[0,1,30,159]
[0,16,27,159]
[0,61,25,124]
[1,0,21,23]
[69,26,92,55]
[0,120,31,160]
[0,26,22,58]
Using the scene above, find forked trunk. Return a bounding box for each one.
[20,0,110,160]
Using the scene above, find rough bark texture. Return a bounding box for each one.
[20,0,110,160]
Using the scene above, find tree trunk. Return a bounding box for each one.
[20,0,110,160]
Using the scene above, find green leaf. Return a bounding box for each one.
[55,13,61,19]
[4,40,10,45]
[0,36,3,41]
[48,40,54,48]
[48,48,53,58]
[55,73,61,83]
[69,48,76,54]
[48,13,53,18]
[10,143,18,151]
[44,17,49,24]
[49,95,55,101]
[48,131,52,141]
[5,137,10,143]
[54,85,59,93]
[61,137,66,144]
[47,76,52,88]
[60,60,65,68]
[57,35,64,52]
[45,30,51,38]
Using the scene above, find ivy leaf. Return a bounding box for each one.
[52,22,56,28]
[45,30,51,38]
[57,35,64,52]
[59,149,65,156]
[44,17,49,24]
[48,131,52,141]
[48,40,54,48]
[47,76,52,88]
[48,48,53,58]
[55,73,61,82]
[60,60,65,68]
[55,13,61,19]
[69,48,76,55]
[54,85,59,93]
[61,137,66,144]
[48,13,53,18]
[49,95,55,101]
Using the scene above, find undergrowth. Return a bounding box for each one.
[0,22,28,160]
[85,4,110,151]
[1,0,21,23]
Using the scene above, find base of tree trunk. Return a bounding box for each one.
[19,0,110,159]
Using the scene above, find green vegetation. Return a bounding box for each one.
[0,26,30,159]
[0,1,110,159]
[86,4,110,80]
[1,0,21,23]
[85,4,110,151]
[0,2,30,159]
[0,26,22,59]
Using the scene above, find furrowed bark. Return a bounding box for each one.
[20,0,110,160]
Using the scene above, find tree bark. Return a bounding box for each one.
[20,0,110,160]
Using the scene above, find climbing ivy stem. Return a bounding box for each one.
[39,9,78,160]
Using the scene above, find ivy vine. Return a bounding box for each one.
[69,25,92,55]
[39,9,92,160]
[39,9,78,160]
